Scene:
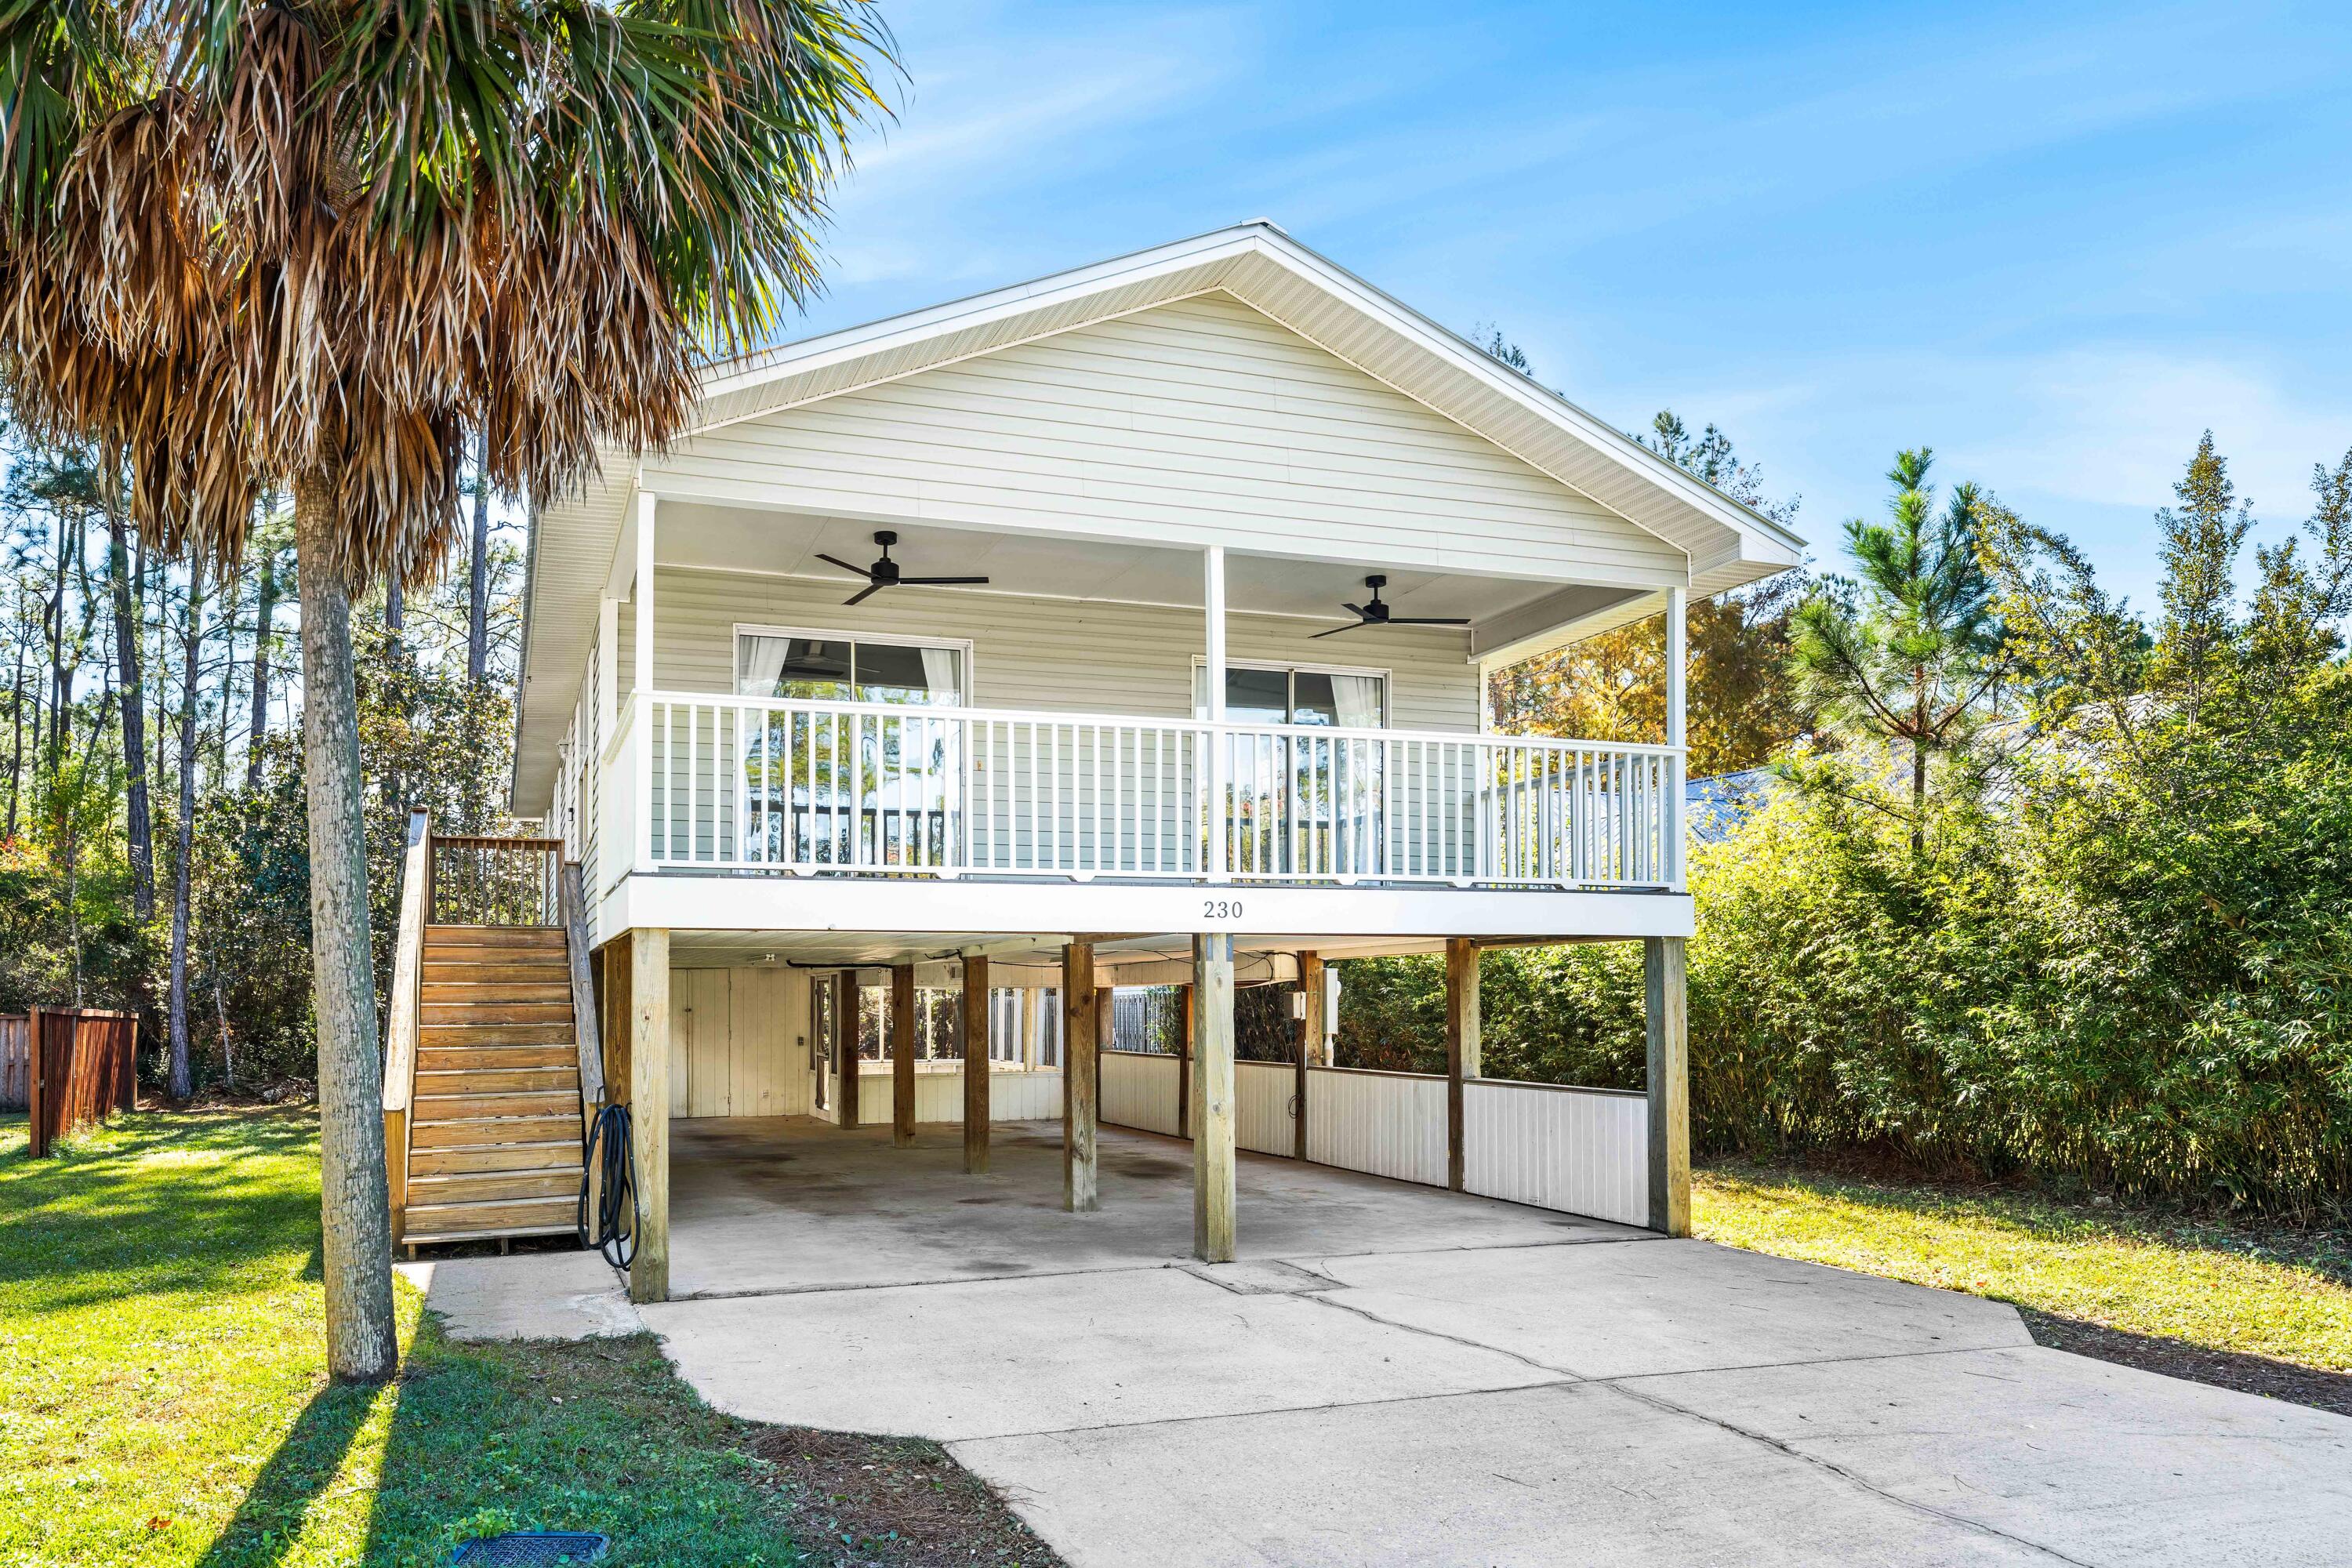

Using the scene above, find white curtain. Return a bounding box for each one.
[738,634,789,696]
[1332,673,1384,728]
[920,646,962,703]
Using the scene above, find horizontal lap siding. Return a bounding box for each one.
[648,294,1682,586]
[1461,1082,1648,1226]
[1305,1069,1447,1187]
[622,567,1479,731]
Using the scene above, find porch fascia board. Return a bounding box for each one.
[597,872,1695,947]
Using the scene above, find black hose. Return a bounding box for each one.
[579,1102,637,1271]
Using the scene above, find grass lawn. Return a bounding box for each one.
[0,1107,1054,1568]
[1696,1160,2352,1403]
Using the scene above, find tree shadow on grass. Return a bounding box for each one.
[194,1378,382,1568]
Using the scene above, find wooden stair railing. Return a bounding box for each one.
[383,808,430,1247]
[384,820,597,1254]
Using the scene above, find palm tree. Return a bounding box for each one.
[1788,448,2003,851]
[0,0,891,1379]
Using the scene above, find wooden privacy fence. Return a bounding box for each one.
[0,1015,27,1110]
[23,1007,137,1156]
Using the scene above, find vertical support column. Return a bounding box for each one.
[628,927,671,1304]
[963,955,991,1173]
[1192,934,1236,1261]
[1294,951,1322,1160]
[891,964,916,1147]
[1204,545,1227,879]
[1178,983,1194,1140]
[1664,585,1688,890]
[1062,942,1098,1212]
[597,597,619,749]
[632,491,657,873]
[834,971,861,1129]
[1646,935,1691,1236]
[1445,937,1480,1192]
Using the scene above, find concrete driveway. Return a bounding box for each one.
[414,1123,2352,1566]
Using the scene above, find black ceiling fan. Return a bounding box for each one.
[1312,575,1471,638]
[814,531,990,606]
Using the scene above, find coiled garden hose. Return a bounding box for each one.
[578,1102,637,1271]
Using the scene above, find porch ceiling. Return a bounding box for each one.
[654,502,1573,626]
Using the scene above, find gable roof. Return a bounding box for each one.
[514,222,1806,812]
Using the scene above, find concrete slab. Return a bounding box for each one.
[397,1251,640,1341]
[953,1382,2053,1567]
[641,1265,1563,1441]
[1315,1238,2034,1378]
[667,1119,1641,1299]
[1640,1345,2352,1567]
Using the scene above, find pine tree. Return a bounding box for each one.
[1788,448,2003,849]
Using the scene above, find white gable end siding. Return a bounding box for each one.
[622,566,1478,730]
[643,294,1686,590]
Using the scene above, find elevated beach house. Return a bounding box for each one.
[380,223,1803,1301]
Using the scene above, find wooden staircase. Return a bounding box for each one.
[401,926,586,1247]
[383,819,604,1254]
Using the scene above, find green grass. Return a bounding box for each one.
[1695,1160,2352,1372]
[0,1108,805,1567]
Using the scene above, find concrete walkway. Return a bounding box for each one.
[416,1123,2352,1566]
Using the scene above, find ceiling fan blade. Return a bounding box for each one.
[1338,604,1367,618]
[1385,616,1474,626]
[844,582,885,607]
[896,575,992,586]
[1309,622,1366,639]
[813,553,875,578]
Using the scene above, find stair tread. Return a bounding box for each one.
[400,1225,579,1247]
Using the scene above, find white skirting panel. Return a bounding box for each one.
[849,1067,1063,1125]
[1235,1059,1296,1156]
[1101,1051,1183,1136]
[1462,1080,1648,1226]
[1305,1068,1448,1188]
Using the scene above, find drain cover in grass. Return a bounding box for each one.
[447,1530,610,1566]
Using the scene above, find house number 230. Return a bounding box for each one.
[1202,898,1244,920]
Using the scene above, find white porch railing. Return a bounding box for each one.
[607,692,1681,891]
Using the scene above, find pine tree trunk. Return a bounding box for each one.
[108,515,155,920]
[294,473,397,1383]
[168,557,204,1100]
[466,434,490,684]
[246,547,277,790]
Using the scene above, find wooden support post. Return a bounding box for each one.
[1193,934,1236,1261]
[891,963,916,1148]
[1294,951,1322,1160]
[1178,983,1194,1140]
[1646,935,1691,1236]
[629,927,671,1304]
[834,971,861,1129]
[963,956,990,1173]
[1094,981,1113,1109]
[1445,937,1479,1192]
[1062,942,1098,1212]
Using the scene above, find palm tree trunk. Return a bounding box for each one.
[168,557,205,1100]
[108,514,155,920]
[293,472,397,1384]
[467,433,491,684]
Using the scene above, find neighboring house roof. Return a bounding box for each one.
[1686,767,1783,844]
[514,221,1807,811]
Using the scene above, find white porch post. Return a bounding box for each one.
[633,490,657,873]
[1204,545,1227,879]
[1664,584,1687,890]
[597,596,618,750]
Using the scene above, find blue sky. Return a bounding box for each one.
[782,0,2352,611]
